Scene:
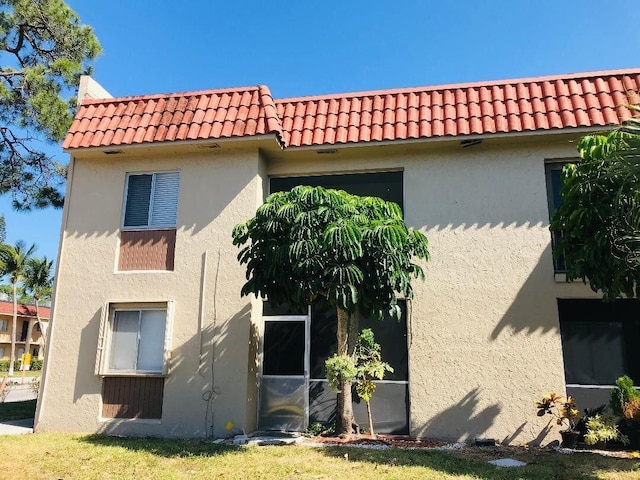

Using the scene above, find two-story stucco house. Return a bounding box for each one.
[35,69,640,443]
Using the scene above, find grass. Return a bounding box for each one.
[0,399,36,421]
[1,370,41,378]
[0,434,637,480]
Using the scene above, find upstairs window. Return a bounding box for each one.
[545,161,569,273]
[123,172,180,228]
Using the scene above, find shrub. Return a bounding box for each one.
[0,360,22,372]
[610,376,640,417]
[30,359,43,371]
[584,413,628,446]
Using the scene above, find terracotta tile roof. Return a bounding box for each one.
[63,85,284,149]
[276,69,640,147]
[64,69,640,150]
[0,301,50,319]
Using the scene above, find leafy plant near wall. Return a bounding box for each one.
[584,413,628,446]
[610,376,640,417]
[233,186,429,435]
[550,108,640,300]
[325,329,393,437]
[353,328,393,437]
[536,392,581,447]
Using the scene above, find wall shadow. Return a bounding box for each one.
[73,308,103,402]
[490,244,561,340]
[92,304,253,438]
[413,389,501,442]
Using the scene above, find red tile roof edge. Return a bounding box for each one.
[78,84,267,106]
[64,68,640,150]
[0,300,50,319]
[274,68,640,103]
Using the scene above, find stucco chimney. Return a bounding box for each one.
[77,75,112,106]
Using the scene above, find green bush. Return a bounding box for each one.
[610,376,640,417]
[0,359,41,372]
[30,359,43,371]
[0,360,22,372]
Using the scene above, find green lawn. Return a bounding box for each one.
[0,433,637,480]
[0,399,36,421]
[1,370,41,378]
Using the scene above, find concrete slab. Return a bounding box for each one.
[0,418,33,435]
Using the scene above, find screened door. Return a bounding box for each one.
[258,315,309,430]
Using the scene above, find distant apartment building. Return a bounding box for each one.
[0,299,50,361]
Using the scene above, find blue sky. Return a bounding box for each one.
[3,0,640,263]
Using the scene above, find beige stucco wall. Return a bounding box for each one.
[36,145,266,437]
[37,132,600,443]
[266,134,598,444]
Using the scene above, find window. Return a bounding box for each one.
[96,303,174,376]
[123,172,180,228]
[0,347,5,358]
[108,310,166,373]
[0,319,7,331]
[32,347,39,358]
[270,171,404,212]
[559,299,640,385]
[545,161,570,273]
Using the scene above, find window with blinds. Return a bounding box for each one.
[123,172,179,228]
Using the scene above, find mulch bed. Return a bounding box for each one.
[304,434,640,459]
[306,434,449,449]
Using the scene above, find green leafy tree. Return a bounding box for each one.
[0,240,35,375]
[0,0,101,209]
[23,255,53,354]
[232,185,429,435]
[550,109,640,300]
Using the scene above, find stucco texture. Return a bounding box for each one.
[36,146,265,437]
[37,134,598,444]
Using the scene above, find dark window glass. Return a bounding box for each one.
[270,171,404,212]
[309,300,408,381]
[263,302,307,316]
[124,174,152,227]
[545,163,568,272]
[263,321,305,375]
[558,299,640,385]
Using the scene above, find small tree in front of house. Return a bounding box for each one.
[354,328,393,437]
[232,185,429,436]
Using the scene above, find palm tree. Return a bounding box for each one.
[0,241,36,376]
[23,256,53,358]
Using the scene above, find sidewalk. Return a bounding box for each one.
[0,418,33,435]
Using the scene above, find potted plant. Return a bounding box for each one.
[536,393,580,448]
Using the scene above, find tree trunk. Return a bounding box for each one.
[335,307,360,436]
[24,319,34,363]
[8,282,17,376]
[34,300,45,354]
[366,400,375,438]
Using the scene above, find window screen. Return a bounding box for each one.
[309,300,408,380]
[558,299,640,385]
[124,172,179,228]
[108,310,166,373]
[270,171,404,212]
